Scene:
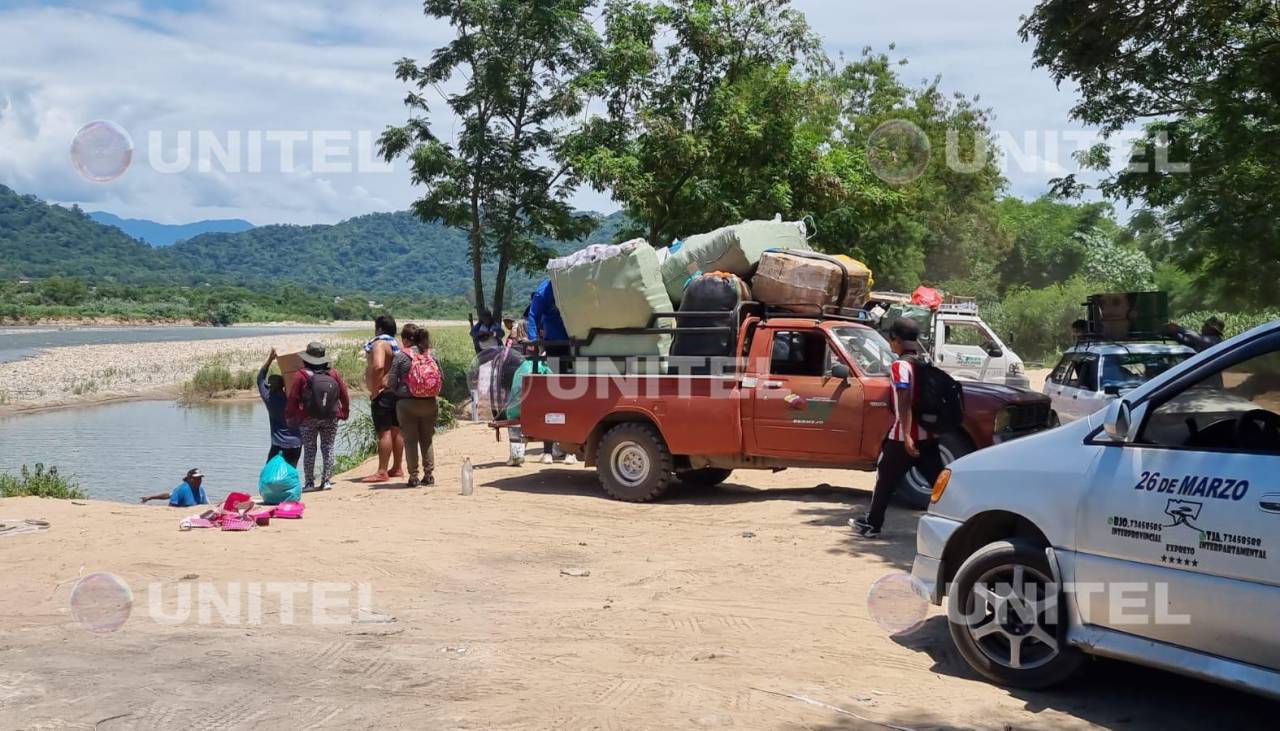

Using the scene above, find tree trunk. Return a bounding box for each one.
[493,254,510,322]
[469,194,486,315]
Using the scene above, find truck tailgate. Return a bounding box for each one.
[518,373,743,456]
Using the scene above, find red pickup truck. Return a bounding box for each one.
[516,307,1053,506]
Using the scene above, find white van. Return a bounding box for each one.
[1045,341,1194,422]
[912,320,1280,698]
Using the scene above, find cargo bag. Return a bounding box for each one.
[671,272,751,360]
[750,251,873,312]
[660,219,810,305]
[550,239,674,358]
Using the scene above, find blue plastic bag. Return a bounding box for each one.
[258,454,302,505]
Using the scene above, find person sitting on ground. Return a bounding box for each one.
[140,468,209,507]
[471,309,504,352]
[1166,317,1225,353]
[364,315,404,483]
[386,323,439,487]
[259,348,302,467]
[287,342,352,492]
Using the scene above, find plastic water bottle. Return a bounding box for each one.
[460,457,474,496]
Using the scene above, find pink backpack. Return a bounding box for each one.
[405,350,443,398]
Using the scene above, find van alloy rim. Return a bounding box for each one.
[964,563,1060,670]
[611,442,650,486]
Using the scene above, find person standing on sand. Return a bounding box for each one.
[258,348,302,466]
[287,342,351,491]
[363,315,404,483]
[140,468,209,507]
[386,324,439,487]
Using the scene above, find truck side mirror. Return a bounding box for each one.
[829,363,851,380]
[1103,399,1133,442]
[1103,384,1121,396]
[983,342,1003,358]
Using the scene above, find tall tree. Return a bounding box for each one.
[565,0,822,246]
[1022,0,1280,306]
[381,0,599,317]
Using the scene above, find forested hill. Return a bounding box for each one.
[0,184,627,298]
[168,210,624,297]
[0,185,178,281]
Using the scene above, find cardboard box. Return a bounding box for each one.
[751,251,872,312]
[276,351,306,390]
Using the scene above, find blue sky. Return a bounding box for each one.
[0,0,1106,226]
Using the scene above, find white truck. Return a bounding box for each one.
[866,293,1031,389]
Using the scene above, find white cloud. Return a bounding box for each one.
[0,0,1104,226]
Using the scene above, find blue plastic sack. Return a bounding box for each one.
[258,454,302,505]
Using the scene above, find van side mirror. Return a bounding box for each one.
[830,363,851,380]
[1103,399,1133,442]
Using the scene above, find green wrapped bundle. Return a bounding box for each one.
[660,219,811,305]
[550,240,674,358]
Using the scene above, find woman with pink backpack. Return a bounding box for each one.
[385,324,443,487]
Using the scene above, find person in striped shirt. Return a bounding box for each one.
[851,318,946,538]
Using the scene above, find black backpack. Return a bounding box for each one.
[909,357,965,433]
[304,370,341,419]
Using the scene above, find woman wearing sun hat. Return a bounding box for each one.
[286,342,352,491]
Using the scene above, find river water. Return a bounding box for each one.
[0,324,350,364]
[0,398,368,505]
[0,324,366,505]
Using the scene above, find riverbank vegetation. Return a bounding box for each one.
[0,464,86,500]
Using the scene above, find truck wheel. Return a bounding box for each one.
[947,539,1083,689]
[596,423,675,502]
[896,431,973,509]
[677,468,733,487]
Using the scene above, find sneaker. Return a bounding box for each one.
[321,481,334,491]
[302,483,319,493]
[505,457,524,467]
[563,454,579,466]
[848,516,881,538]
[541,453,554,465]
[407,476,420,488]
[423,475,435,486]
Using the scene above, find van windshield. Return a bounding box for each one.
[1101,352,1192,390]
[831,326,895,377]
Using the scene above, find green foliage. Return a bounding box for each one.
[181,363,257,400]
[1022,0,1280,307]
[1176,310,1280,340]
[0,464,87,500]
[984,278,1101,361]
[381,0,600,317]
[1080,229,1155,292]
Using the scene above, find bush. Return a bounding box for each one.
[984,278,1101,362]
[181,363,256,399]
[0,464,87,499]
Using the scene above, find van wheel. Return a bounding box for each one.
[896,431,973,509]
[677,468,733,487]
[947,539,1083,689]
[596,423,674,502]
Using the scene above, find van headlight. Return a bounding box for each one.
[993,406,1012,433]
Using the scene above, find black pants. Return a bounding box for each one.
[268,445,302,467]
[867,438,944,530]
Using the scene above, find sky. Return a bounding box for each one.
[0,0,1104,227]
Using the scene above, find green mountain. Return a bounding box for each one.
[0,184,628,302]
[88,211,255,247]
[0,185,177,282]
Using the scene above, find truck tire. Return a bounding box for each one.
[896,431,973,510]
[596,423,675,502]
[947,539,1083,689]
[677,468,733,487]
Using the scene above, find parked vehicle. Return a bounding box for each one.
[515,304,1053,507]
[913,320,1280,699]
[1045,341,1194,423]
[865,293,1030,389]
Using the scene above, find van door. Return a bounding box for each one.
[1058,354,1099,422]
[750,329,864,461]
[935,317,1004,383]
[1074,333,1280,669]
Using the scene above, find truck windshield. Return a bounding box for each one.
[831,326,895,377]
[1101,352,1191,390]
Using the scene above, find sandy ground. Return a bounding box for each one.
[0,422,1274,730]
[0,333,362,414]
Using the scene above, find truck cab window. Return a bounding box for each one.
[770,331,827,377]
